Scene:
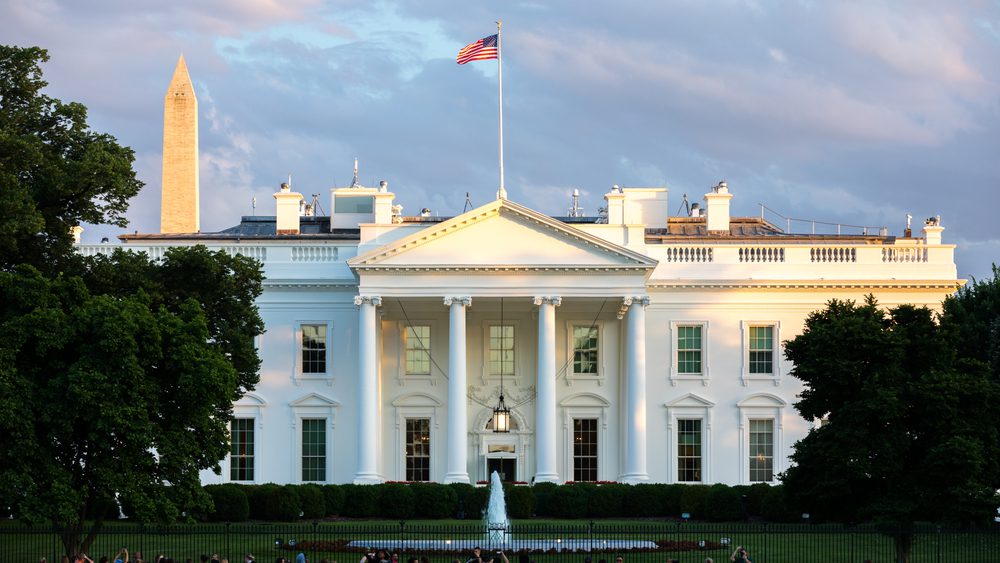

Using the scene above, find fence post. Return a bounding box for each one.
[313,520,320,563]
[936,525,941,563]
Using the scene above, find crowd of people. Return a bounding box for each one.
[43,545,751,563]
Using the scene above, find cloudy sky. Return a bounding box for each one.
[2,1,998,280]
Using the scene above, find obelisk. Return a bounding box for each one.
[160,55,199,233]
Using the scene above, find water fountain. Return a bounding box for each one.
[484,471,510,546]
[347,474,656,553]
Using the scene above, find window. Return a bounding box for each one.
[572,325,599,375]
[748,326,774,374]
[405,418,431,482]
[302,324,327,374]
[301,418,327,482]
[749,419,774,482]
[334,195,373,213]
[405,325,431,375]
[230,418,254,481]
[676,325,703,374]
[573,418,598,482]
[677,419,702,482]
[488,325,515,376]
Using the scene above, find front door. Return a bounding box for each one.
[486,457,516,482]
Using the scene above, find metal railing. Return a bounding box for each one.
[3,521,998,563]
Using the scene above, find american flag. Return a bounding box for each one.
[456,34,498,64]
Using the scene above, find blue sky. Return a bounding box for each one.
[2,0,998,280]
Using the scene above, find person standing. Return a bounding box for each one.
[730,546,752,563]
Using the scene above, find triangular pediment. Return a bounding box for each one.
[349,199,657,271]
[666,393,715,408]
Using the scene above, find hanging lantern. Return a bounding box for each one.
[493,394,511,433]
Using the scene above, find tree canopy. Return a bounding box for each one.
[782,295,1000,562]
[0,45,264,557]
[0,45,141,273]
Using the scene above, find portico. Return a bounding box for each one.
[347,199,657,484]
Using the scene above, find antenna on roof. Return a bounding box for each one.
[310,194,326,216]
[463,192,473,212]
[568,189,584,217]
[350,157,361,188]
[288,173,292,190]
[252,196,257,215]
[676,193,691,216]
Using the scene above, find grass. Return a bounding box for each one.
[2,520,999,563]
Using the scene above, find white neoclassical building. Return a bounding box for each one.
[76,58,961,487]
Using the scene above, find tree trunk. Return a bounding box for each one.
[894,531,913,563]
[59,518,105,559]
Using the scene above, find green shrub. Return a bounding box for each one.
[379,483,415,519]
[740,483,772,519]
[661,484,685,517]
[531,482,559,517]
[342,484,378,518]
[465,485,489,518]
[703,484,743,522]
[679,485,710,519]
[504,485,535,519]
[249,484,300,521]
[294,484,326,519]
[761,484,798,523]
[446,483,478,519]
[625,484,665,517]
[411,483,457,519]
[322,485,345,516]
[549,484,588,518]
[205,484,250,522]
[587,484,624,517]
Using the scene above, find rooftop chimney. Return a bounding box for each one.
[922,216,944,245]
[274,182,304,235]
[705,181,732,234]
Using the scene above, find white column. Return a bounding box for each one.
[444,296,472,484]
[533,296,561,483]
[621,296,650,483]
[353,295,382,484]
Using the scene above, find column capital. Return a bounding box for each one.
[532,296,562,307]
[354,295,383,307]
[443,296,472,307]
[617,296,650,319]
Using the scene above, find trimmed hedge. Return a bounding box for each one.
[205,484,249,522]
[199,480,795,523]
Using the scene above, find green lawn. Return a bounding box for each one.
[2,520,998,563]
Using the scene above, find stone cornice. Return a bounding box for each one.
[264,279,358,289]
[352,264,653,273]
[646,279,966,291]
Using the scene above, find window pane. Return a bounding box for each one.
[406,418,431,482]
[302,418,326,482]
[334,195,374,213]
[677,419,702,482]
[749,326,774,375]
[573,418,598,482]
[405,325,431,375]
[489,325,515,376]
[677,325,703,374]
[573,326,599,374]
[302,324,327,374]
[749,418,774,482]
[230,418,254,481]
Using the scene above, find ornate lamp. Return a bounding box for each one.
[492,297,511,433]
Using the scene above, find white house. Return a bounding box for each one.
[75,58,961,488]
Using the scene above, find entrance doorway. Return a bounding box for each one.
[486,456,516,482]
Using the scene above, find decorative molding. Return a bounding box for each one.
[443,296,473,307]
[646,280,965,291]
[617,295,650,319]
[532,296,562,307]
[354,264,653,273]
[354,295,383,307]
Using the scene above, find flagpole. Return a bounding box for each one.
[496,20,506,200]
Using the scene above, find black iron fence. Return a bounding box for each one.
[3,521,999,563]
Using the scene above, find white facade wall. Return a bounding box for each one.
[86,190,959,488]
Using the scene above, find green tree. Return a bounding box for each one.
[0,247,263,556]
[941,264,1000,379]
[0,45,265,557]
[0,45,141,273]
[782,297,1000,563]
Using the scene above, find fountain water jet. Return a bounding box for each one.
[485,471,510,546]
